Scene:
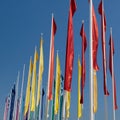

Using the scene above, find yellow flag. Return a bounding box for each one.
[78,58,82,118]
[66,91,71,118]
[93,70,98,113]
[36,38,44,106]
[24,58,33,116]
[54,52,61,115]
[31,48,38,111]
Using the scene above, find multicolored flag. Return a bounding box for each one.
[109,32,118,110]
[54,52,61,115]
[64,0,77,92]
[80,22,87,104]
[98,0,109,96]
[24,58,33,120]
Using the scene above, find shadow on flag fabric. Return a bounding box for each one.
[77,58,82,118]
[109,33,118,110]
[80,22,87,104]
[98,0,109,96]
[24,58,33,120]
[54,52,61,115]
[31,48,38,112]
[64,0,77,92]
[47,15,57,100]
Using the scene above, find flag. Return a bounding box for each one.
[64,0,77,91]
[47,15,57,100]
[54,52,61,115]
[92,3,99,71]
[40,88,45,119]
[9,84,16,120]
[80,22,87,104]
[16,98,20,120]
[65,91,71,118]
[36,37,44,119]
[98,0,109,96]
[77,58,82,118]
[109,33,118,110]
[31,48,38,111]
[93,70,98,113]
[3,96,10,120]
[24,58,33,120]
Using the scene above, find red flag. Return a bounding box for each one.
[48,16,57,100]
[64,0,77,91]
[109,34,118,110]
[92,4,99,71]
[98,1,109,96]
[80,22,87,104]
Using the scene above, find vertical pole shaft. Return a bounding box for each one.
[90,0,94,120]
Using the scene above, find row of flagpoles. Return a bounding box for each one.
[3,0,118,120]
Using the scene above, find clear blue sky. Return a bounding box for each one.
[0,0,120,120]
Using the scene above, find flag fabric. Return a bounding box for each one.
[64,0,77,91]
[77,58,82,118]
[92,3,99,71]
[9,84,16,120]
[93,70,98,113]
[40,88,45,119]
[66,91,71,118]
[54,52,61,115]
[3,96,10,120]
[36,37,44,119]
[16,98,20,120]
[24,58,33,120]
[47,15,57,100]
[80,22,87,104]
[98,0,109,96]
[109,33,118,110]
[30,48,38,111]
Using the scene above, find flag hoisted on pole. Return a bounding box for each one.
[19,64,25,120]
[80,21,87,104]
[36,35,44,120]
[77,57,82,119]
[30,47,38,119]
[109,28,118,120]
[54,51,61,115]
[45,14,57,120]
[63,0,77,119]
[98,1,109,119]
[24,57,33,120]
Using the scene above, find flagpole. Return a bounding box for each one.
[62,90,66,120]
[110,27,116,120]
[19,64,25,120]
[90,0,94,120]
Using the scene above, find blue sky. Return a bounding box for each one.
[0,0,120,120]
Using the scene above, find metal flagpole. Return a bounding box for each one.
[110,27,116,120]
[19,64,25,120]
[62,90,66,120]
[90,0,94,120]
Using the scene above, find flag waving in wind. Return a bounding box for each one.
[109,32,118,110]
[80,22,87,104]
[98,0,109,96]
[64,0,77,92]
[47,15,57,100]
